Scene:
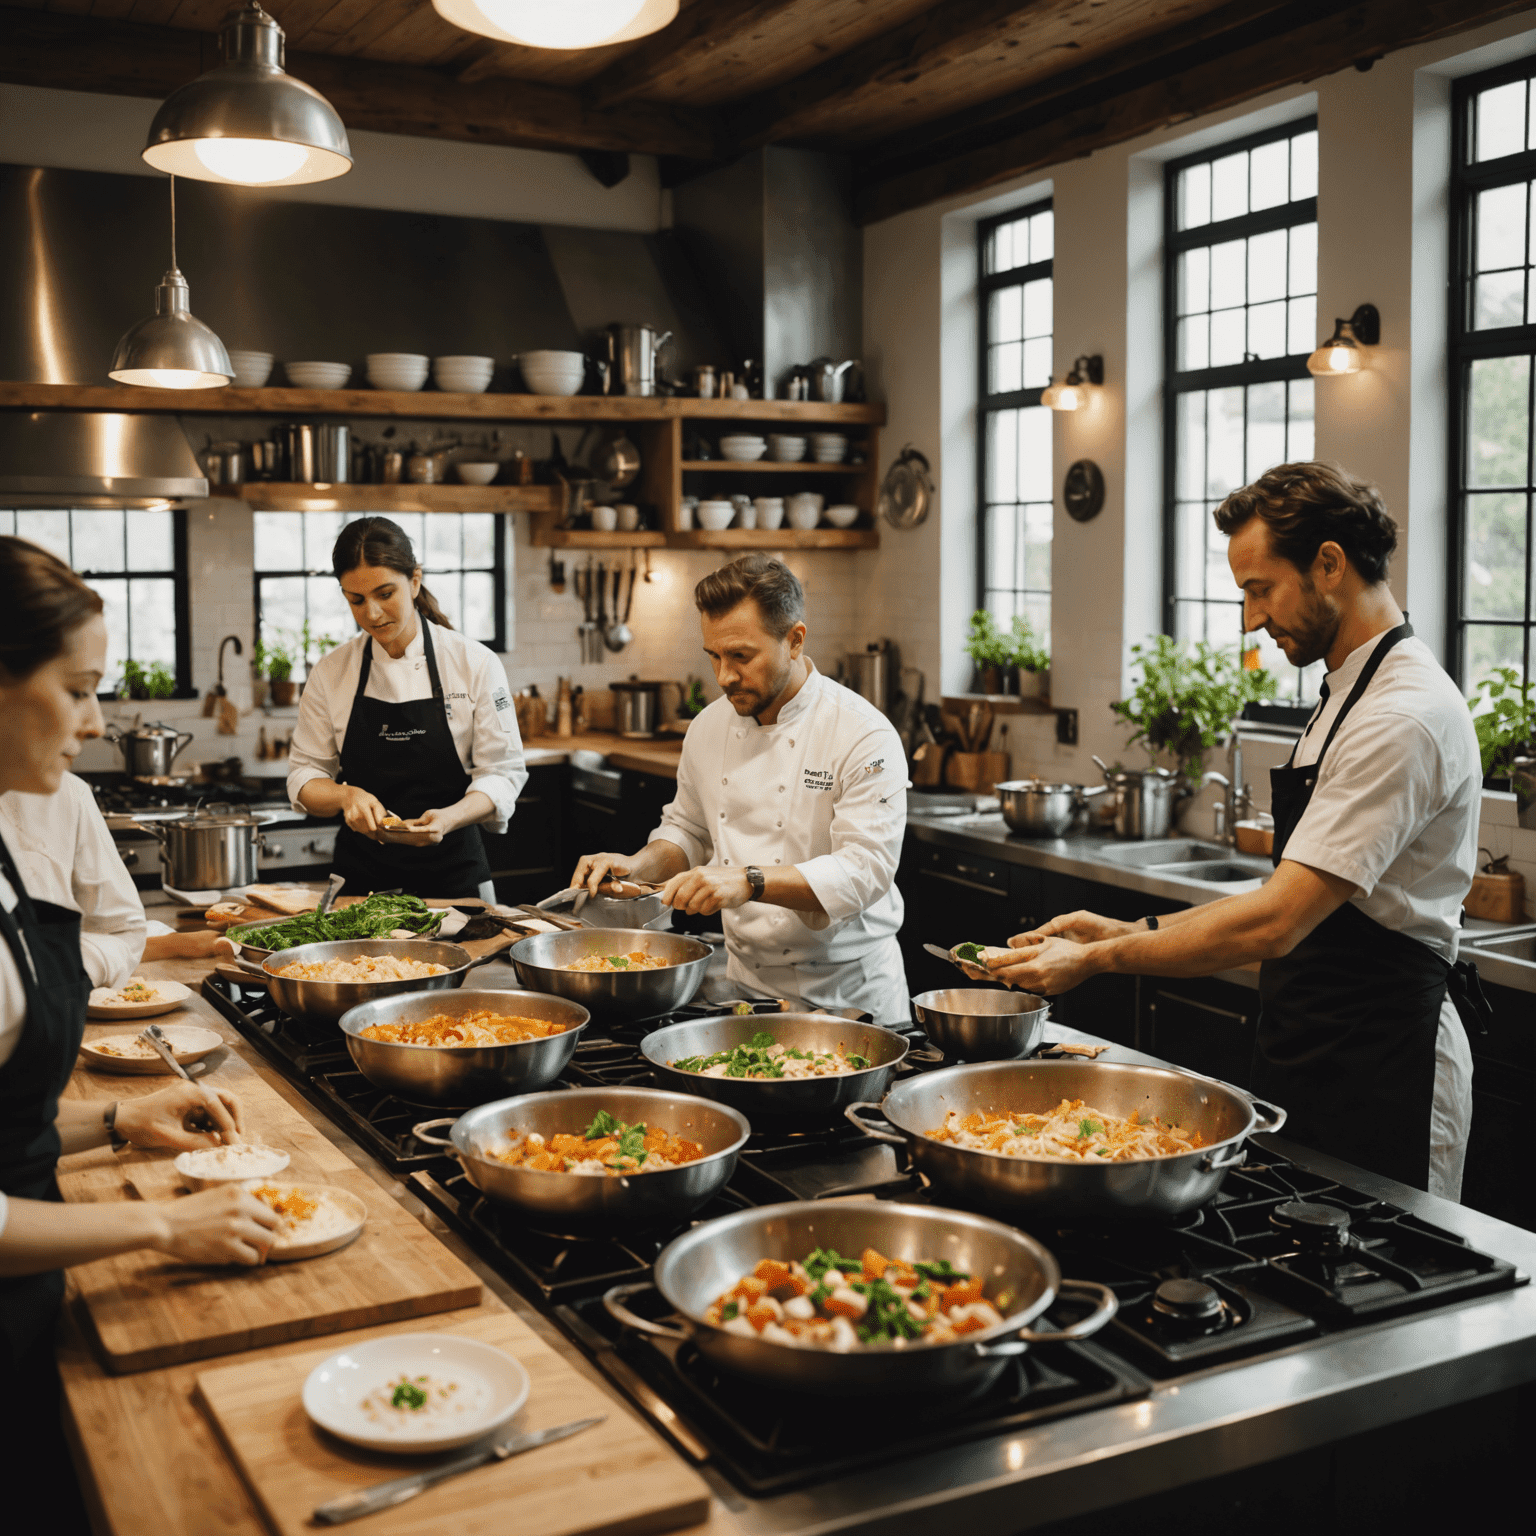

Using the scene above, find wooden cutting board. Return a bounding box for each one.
[195,1310,711,1536]
[59,1119,481,1374]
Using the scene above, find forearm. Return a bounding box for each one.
[1090,894,1297,978]
[55,1098,113,1155]
[761,867,824,913]
[435,789,495,833]
[297,778,347,817]
[0,1197,168,1277]
[632,839,692,884]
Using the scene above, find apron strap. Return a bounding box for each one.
[1310,621,1414,768]
[420,619,450,719]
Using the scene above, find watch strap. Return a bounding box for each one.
[104,1100,128,1152]
[1143,914,1160,931]
[745,866,766,901]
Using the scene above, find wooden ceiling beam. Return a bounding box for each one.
[0,7,721,159]
[853,0,1536,223]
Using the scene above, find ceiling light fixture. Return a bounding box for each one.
[109,177,232,391]
[432,0,679,50]
[1041,354,1103,412]
[143,4,351,187]
[1306,304,1380,377]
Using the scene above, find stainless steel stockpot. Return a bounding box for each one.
[910,988,1049,1061]
[640,1013,910,1120]
[339,988,590,1105]
[995,779,1105,837]
[602,1200,1116,1398]
[413,1085,749,1231]
[106,720,194,779]
[1092,757,1191,840]
[144,810,268,890]
[509,928,711,1022]
[262,938,495,1024]
[847,1059,1286,1223]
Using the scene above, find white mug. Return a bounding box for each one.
[738,501,758,529]
[755,496,785,530]
[590,504,618,532]
[787,492,823,530]
[615,503,640,531]
[676,500,694,530]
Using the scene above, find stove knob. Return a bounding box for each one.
[265,845,284,859]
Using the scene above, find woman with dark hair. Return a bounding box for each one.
[0,537,280,1493]
[286,516,527,901]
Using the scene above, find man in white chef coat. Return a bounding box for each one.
[572,554,910,1022]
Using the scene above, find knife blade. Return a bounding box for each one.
[312,1415,604,1525]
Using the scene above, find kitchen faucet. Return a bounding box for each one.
[1201,731,1253,846]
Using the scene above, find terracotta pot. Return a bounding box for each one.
[270,679,297,707]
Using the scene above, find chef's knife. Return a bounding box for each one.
[317,872,345,914]
[311,1415,604,1525]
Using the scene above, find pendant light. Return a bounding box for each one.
[143,4,351,187]
[110,177,233,391]
[1306,304,1380,377]
[432,0,678,50]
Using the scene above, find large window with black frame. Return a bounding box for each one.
[1164,117,1321,700]
[253,511,505,679]
[1449,56,1536,693]
[977,198,1054,640]
[0,507,190,697]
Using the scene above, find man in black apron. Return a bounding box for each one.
[985,462,1486,1195]
[331,620,492,900]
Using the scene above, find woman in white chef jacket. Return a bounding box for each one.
[287,517,528,903]
[573,555,910,1022]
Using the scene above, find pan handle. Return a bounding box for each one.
[1243,1093,1288,1136]
[844,1102,905,1145]
[462,950,504,973]
[602,1282,690,1342]
[976,1280,1119,1356]
[1200,1142,1248,1174]
[411,1117,460,1149]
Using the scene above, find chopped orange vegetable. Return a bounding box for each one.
[861,1247,891,1281]
[823,1293,865,1320]
[754,1259,793,1288]
[944,1277,984,1309]
[734,1275,769,1303]
[949,1312,989,1335]
[746,1301,779,1331]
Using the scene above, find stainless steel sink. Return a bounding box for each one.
[1093,840,1236,867]
[1151,859,1268,884]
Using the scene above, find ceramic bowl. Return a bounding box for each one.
[454,462,500,485]
[754,496,785,530]
[520,369,585,398]
[768,436,807,462]
[787,492,823,531]
[719,442,767,462]
[433,357,495,393]
[696,500,735,531]
[824,503,860,528]
[226,350,274,388]
[366,353,429,390]
[590,505,618,531]
[286,361,351,389]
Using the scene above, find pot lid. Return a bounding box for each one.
[879,445,933,529]
[121,719,184,739]
[170,810,264,828]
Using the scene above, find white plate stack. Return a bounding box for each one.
[768,434,806,462]
[432,355,494,393]
[810,432,847,463]
[285,360,351,389]
[517,350,586,397]
[719,434,767,462]
[366,352,429,391]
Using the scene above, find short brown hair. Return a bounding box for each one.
[1213,461,1398,584]
[0,536,104,681]
[694,554,805,639]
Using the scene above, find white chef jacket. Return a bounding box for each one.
[287,621,528,835]
[0,774,147,1071]
[1282,631,1481,1201]
[649,662,911,1023]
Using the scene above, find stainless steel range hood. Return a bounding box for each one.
[0,411,208,508]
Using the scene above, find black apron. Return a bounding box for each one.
[1253,623,1484,1191]
[331,620,492,900]
[0,832,91,1491]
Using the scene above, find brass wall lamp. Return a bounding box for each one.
[1306,304,1380,376]
[1041,354,1104,411]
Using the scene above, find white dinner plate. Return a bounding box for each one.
[256,1182,370,1262]
[86,978,193,1021]
[79,1021,223,1074]
[303,1333,530,1453]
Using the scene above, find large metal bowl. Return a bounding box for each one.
[911,988,1050,1060]
[995,779,1104,837]
[339,989,591,1106]
[509,928,712,1021]
[602,1200,1116,1398]
[413,1086,749,1232]
[848,1059,1286,1223]
[641,1013,909,1120]
[262,938,492,1024]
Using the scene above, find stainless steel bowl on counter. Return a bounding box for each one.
[847,1059,1286,1222]
[509,928,712,1021]
[412,1085,749,1231]
[602,1200,1116,1398]
[339,988,590,1105]
[995,779,1105,837]
[910,988,1049,1060]
[640,1013,910,1120]
[262,938,496,1024]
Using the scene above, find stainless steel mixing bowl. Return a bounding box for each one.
[261,938,492,1024]
[509,928,712,1021]
[910,987,1050,1060]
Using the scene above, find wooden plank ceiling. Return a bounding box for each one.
[1,0,1532,221]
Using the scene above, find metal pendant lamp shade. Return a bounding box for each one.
[143,4,351,187]
[110,268,232,389]
[432,0,678,50]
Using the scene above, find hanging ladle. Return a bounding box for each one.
[605,556,635,651]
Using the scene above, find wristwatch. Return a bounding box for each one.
[104,1100,128,1152]
[744,865,766,901]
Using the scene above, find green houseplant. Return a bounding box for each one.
[1112,635,1277,780]
[1008,616,1050,699]
[963,610,1012,695]
[118,659,175,701]
[1467,666,1535,785]
[266,641,297,707]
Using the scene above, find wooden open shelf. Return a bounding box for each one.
[211,482,560,514]
[529,525,667,549]
[668,527,879,549]
[679,460,866,473]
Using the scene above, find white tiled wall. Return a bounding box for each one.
[1477,793,1536,922]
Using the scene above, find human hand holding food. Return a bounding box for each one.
[114,1081,244,1150]
[149,1184,282,1266]
[1020,910,1139,945]
[338,785,389,839]
[383,806,453,846]
[659,864,752,915]
[984,934,1097,995]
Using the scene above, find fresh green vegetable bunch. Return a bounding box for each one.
[672,1029,869,1079]
[963,610,1012,669]
[1111,635,1277,780]
[119,658,175,700]
[1008,615,1050,674]
[230,892,445,950]
[1467,666,1535,777]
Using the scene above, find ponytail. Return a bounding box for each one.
[331,516,454,630]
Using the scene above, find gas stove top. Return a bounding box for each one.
[86,771,283,818]
[199,972,1527,1500]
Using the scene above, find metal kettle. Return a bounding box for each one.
[807,358,858,402]
[105,719,195,779]
[604,325,673,397]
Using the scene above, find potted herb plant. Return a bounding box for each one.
[266,642,297,707]
[964,610,1012,695]
[1467,666,1535,790]
[250,638,269,709]
[1112,635,1277,780]
[118,659,175,701]
[1008,616,1051,701]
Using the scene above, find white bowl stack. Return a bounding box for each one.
[285,360,351,389]
[227,350,274,388]
[432,355,494,393]
[768,434,806,462]
[517,350,586,397]
[696,499,736,530]
[810,432,848,464]
[366,352,429,391]
[719,434,767,462]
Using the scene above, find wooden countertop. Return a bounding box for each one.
[522,731,685,780]
[54,951,726,1536]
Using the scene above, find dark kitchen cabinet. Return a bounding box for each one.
[1135,973,1259,1089]
[897,840,1023,1002]
[621,769,678,845]
[487,762,567,906]
[1461,977,1535,1231]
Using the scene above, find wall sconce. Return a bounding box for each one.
[1041,354,1103,411]
[1306,304,1379,376]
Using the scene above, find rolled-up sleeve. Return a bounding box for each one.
[464,653,527,835]
[74,797,147,989]
[649,747,713,868]
[795,726,908,928]
[286,659,342,812]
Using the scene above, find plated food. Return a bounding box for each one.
[86,977,194,1020]
[672,1029,871,1080]
[486,1109,705,1177]
[358,1372,489,1437]
[704,1245,1017,1351]
[79,1021,222,1073]
[358,1007,570,1048]
[229,892,445,952]
[273,954,449,983]
[174,1142,291,1189]
[926,1098,1202,1162]
[247,1182,369,1260]
[566,949,675,972]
